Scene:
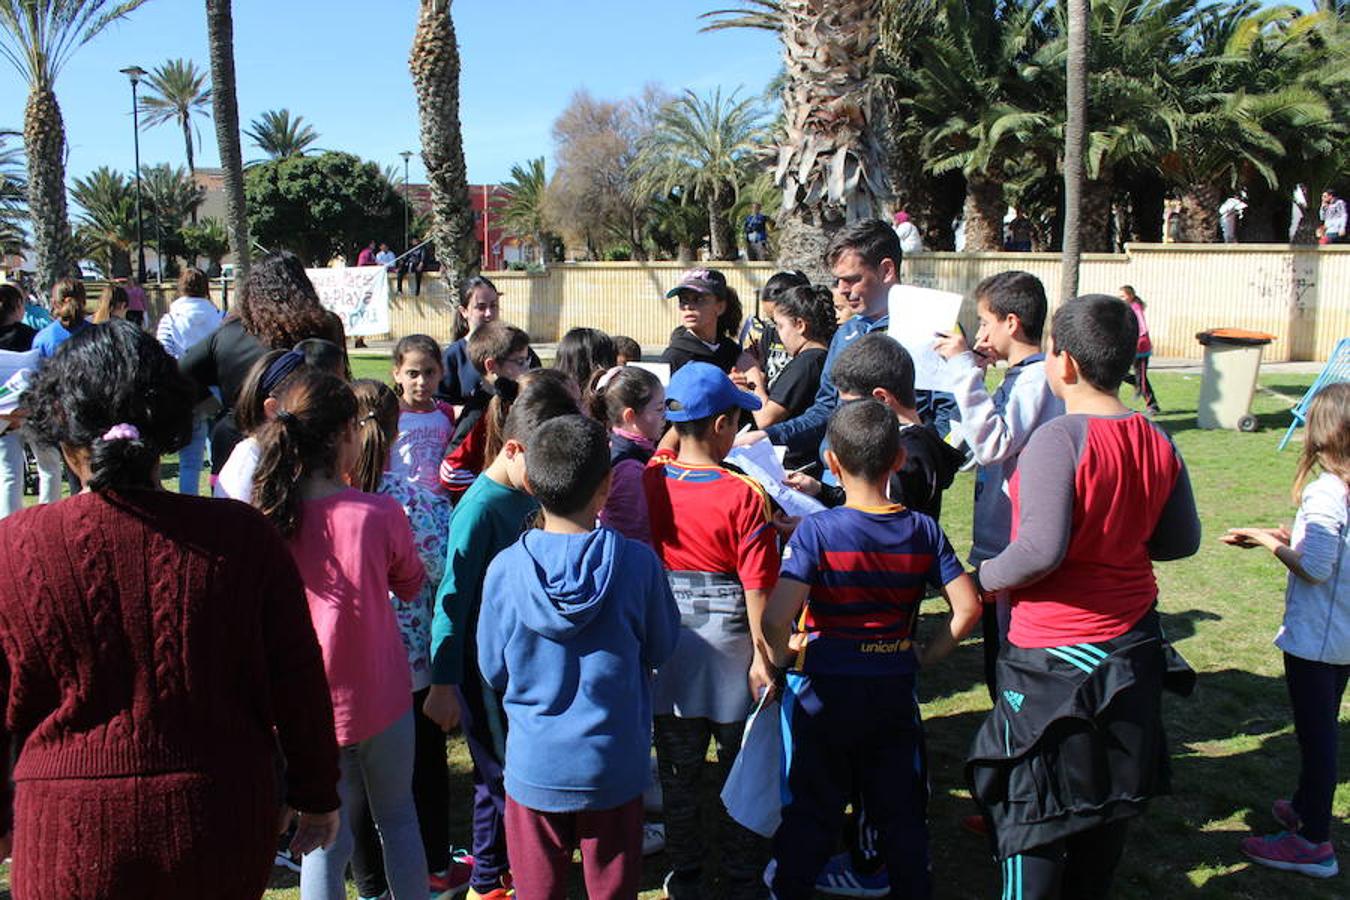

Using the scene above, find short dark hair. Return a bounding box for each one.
[1051,294,1138,391]
[23,319,195,491]
[828,398,901,482]
[393,333,443,369]
[826,219,903,271]
[773,284,838,345]
[526,414,612,516]
[501,371,580,445]
[468,321,530,375]
[975,271,1048,341]
[671,405,741,440]
[293,338,347,377]
[830,333,916,409]
[613,335,642,362]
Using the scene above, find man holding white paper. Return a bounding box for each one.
[745,221,897,460]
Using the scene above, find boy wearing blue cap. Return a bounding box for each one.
[643,362,779,900]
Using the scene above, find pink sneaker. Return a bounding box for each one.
[1271,799,1302,832]
[1241,831,1339,879]
[431,850,475,897]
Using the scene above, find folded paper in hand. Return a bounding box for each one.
[725,438,826,520]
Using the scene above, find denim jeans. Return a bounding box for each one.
[30,440,62,504]
[0,432,23,518]
[177,417,209,495]
[300,710,427,900]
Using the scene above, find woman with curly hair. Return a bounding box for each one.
[180,252,348,474]
[0,320,341,898]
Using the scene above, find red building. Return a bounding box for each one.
[404,182,522,271]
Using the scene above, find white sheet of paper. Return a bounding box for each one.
[628,361,670,387]
[887,285,965,391]
[0,348,39,385]
[726,438,826,520]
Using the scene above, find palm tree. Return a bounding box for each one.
[141,162,205,269]
[410,0,476,283]
[1061,0,1086,300]
[70,166,136,277]
[180,215,229,271]
[500,157,555,264]
[0,0,148,291]
[904,0,1054,251]
[205,0,250,278]
[1161,3,1333,242]
[704,0,888,275]
[0,128,26,256]
[633,88,769,260]
[244,109,319,161]
[138,58,211,175]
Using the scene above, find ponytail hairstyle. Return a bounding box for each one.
[22,319,194,491]
[1120,284,1144,309]
[718,284,744,341]
[452,275,500,342]
[51,277,87,328]
[588,365,662,428]
[1292,381,1350,502]
[350,379,400,493]
[251,370,358,537]
[773,284,839,345]
[485,367,578,462]
[91,285,129,324]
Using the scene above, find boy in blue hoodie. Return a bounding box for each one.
[477,414,680,898]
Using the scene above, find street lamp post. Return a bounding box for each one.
[399,150,413,253]
[120,66,147,283]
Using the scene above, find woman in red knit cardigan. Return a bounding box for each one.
[0,320,342,898]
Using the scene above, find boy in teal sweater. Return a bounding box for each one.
[424,376,577,900]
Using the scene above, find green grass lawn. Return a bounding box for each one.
[9,364,1345,898]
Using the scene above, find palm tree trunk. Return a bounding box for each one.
[205,0,251,278]
[775,0,884,279]
[962,174,1006,252]
[411,0,477,285]
[182,115,198,223]
[1179,181,1221,242]
[708,187,737,260]
[24,87,76,294]
[1079,175,1113,254]
[1061,0,1087,301]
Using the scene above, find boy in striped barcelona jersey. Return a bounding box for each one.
[967,294,1201,900]
[761,398,983,899]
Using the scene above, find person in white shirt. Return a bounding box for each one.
[376,242,397,268]
[1319,189,1347,244]
[156,268,224,495]
[892,210,925,254]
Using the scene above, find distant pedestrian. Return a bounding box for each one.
[357,240,378,267]
[744,202,769,260]
[1220,195,1248,243]
[399,243,426,296]
[892,210,925,254]
[376,242,397,268]
[1319,189,1346,244]
[122,277,148,328]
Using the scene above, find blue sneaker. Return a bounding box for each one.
[815,852,890,898]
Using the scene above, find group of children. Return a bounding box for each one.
[183,229,1350,900]
[11,218,1342,900]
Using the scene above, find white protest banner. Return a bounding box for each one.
[887,284,965,391]
[305,266,390,337]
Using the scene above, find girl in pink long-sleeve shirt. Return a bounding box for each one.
[252,368,430,900]
[590,365,666,544]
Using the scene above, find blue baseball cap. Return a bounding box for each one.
[665,362,761,422]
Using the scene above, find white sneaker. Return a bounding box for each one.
[642,821,666,856]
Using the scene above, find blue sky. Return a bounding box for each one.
[10,0,781,187]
